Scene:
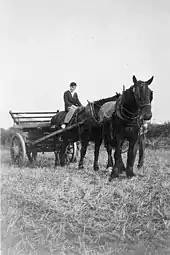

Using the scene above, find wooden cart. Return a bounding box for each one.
[9,110,78,166]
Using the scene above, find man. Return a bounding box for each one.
[61,82,82,128]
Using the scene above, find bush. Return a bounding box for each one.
[145,122,170,149]
[147,122,170,139]
[0,128,14,146]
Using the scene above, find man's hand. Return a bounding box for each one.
[68,105,77,110]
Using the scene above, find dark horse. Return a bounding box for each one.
[51,93,120,170]
[51,90,150,172]
[104,75,154,181]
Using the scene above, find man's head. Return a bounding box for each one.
[70,82,77,93]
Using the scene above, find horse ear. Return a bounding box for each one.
[133,75,138,86]
[146,76,154,86]
[123,85,125,92]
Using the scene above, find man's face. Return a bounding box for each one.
[70,85,76,93]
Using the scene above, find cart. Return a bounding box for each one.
[9,110,78,166]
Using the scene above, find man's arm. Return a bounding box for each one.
[64,91,73,109]
[75,93,82,107]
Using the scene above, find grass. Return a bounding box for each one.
[1,145,170,255]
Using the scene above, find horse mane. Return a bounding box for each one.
[94,93,120,106]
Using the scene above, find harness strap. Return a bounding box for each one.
[115,96,126,121]
[89,102,100,124]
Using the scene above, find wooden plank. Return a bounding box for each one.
[30,121,85,146]
[11,111,57,115]
[17,120,51,123]
[30,125,75,145]
[13,116,54,119]
[9,110,19,124]
[12,123,51,129]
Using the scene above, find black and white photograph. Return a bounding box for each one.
[1,0,170,254]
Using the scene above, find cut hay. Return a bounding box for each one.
[1,146,170,254]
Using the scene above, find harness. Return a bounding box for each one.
[115,91,149,136]
[116,85,151,125]
[88,101,100,125]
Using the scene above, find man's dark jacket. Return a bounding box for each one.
[64,90,82,111]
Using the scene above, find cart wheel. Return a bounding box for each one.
[27,151,37,163]
[65,142,77,163]
[121,140,129,154]
[10,133,27,166]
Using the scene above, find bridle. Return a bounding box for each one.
[133,84,151,108]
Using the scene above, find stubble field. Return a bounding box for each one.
[1,145,170,255]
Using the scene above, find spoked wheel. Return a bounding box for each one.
[121,140,129,154]
[10,133,27,166]
[27,151,38,163]
[65,142,77,164]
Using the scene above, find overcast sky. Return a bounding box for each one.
[1,0,170,128]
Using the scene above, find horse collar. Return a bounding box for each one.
[116,95,140,122]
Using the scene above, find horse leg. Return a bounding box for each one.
[119,140,126,173]
[93,137,102,171]
[54,141,60,167]
[126,139,138,178]
[109,136,122,180]
[103,123,114,170]
[138,134,145,169]
[104,142,113,169]
[59,143,67,167]
[78,139,89,169]
[119,156,126,173]
[54,151,59,167]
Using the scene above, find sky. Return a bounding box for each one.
[0,0,170,128]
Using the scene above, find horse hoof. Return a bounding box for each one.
[127,172,136,179]
[137,164,143,169]
[108,176,112,182]
[107,167,113,174]
[94,166,99,171]
[120,169,125,174]
[79,165,84,169]
[120,167,126,173]
[106,164,112,169]
[109,172,119,180]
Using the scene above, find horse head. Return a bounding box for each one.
[132,75,154,121]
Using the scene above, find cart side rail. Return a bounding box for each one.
[9,110,59,125]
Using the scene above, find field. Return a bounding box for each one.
[1,145,170,255]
